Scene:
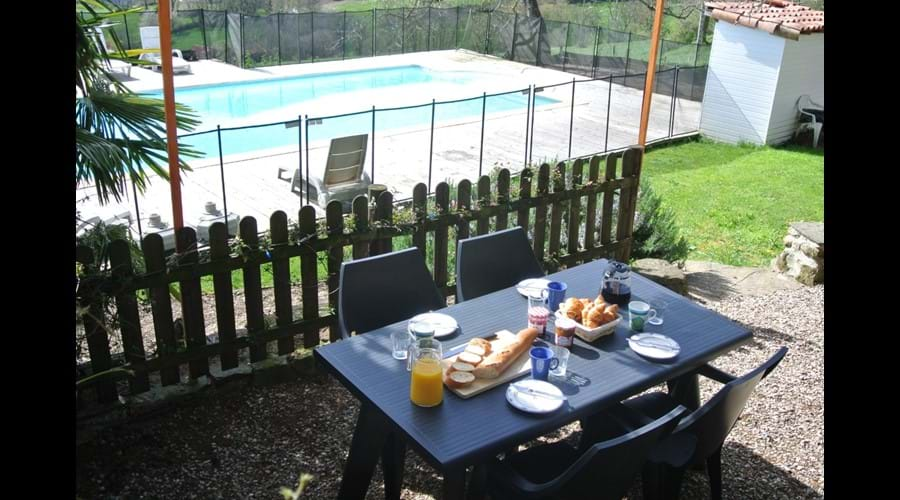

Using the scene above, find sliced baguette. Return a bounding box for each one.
[472,327,540,379]
[449,361,476,373]
[446,371,475,388]
[458,352,483,366]
[465,344,488,357]
[468,338,493,356]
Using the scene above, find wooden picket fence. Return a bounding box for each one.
[75,147,642,404]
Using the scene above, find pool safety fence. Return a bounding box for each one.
[123,66,702,242]
[107,6,709,79]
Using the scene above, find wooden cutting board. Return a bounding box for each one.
[441,330,533,399]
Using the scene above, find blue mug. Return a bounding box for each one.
[530,347,559,381]
[541,281,567,313]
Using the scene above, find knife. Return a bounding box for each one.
[510,383,567,402]
[443,332,499,359]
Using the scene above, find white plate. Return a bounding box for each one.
[506,379,565,414]
[628,333,681,360]
[516,278,550,299]
[408,313,459,338]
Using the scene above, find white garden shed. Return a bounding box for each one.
[699,1,824,145]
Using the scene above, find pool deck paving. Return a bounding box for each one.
[77,50,700,239]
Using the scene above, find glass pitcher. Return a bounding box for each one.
[600,260,632,307]
[409,337,443,408]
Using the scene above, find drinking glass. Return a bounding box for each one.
[648,300,667,326]
[391,330,411,360]
[550,345,570,378]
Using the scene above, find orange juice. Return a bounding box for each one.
[410,357,443,407]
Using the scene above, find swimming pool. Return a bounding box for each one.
[147,65,557,159]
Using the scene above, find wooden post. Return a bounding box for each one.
[637,0,667,147]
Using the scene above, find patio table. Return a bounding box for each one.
[313,258,751,499]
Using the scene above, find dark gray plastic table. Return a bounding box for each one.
[314,258,751,499]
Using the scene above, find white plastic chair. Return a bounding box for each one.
[796,95,824,147]
[280,134,372,209]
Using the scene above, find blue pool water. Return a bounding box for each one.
[144,65,556,159]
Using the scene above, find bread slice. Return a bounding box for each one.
[458,352,483,366]
[446,371,475,388]
[468,338,493,356]
[465,344,487,357]
[449,361,476,373]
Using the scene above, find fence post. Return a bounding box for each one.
[123,13,131,50]
[568,78,575,158]
[604,75,612,152]
[529,86,537,166]
[524,85,531,169]
[343,10,347,60]
[276,13,282,65]
[592,26,600,78]
[511,11,518,60]
[694,40,702,67]
[562,21,571,72]
[373,8,377,56]
[427,6,432,52]
[479,92,486,178]
[624,32,631,77]
[199,9,208,60]
[670,66,679,137]
[311,12,316,62]
[132,179,143,240]
[298,114,303,206]
[402,8,406,53]
[298,12,303,62]
[485,10,492,54]
[224,9,228,64]
[536,17,544,66]
[217,126,230,234]
[240,13,245,68]
[428,99,435,192]
[371,106,376,183]
[455,6,460,48]
[305,114,311,204]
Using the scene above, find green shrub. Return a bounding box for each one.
[630,179,690,263]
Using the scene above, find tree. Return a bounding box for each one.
[76,0,200,205]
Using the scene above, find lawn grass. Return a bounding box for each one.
[641,139,824,267]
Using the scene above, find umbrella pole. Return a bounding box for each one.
[158,0,185,251]
[638,0,667,147]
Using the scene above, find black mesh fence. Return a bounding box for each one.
[457,8,489,53]
[375,8,404,56]
[117,7,709,103]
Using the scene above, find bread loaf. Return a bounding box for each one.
[458,352,483,366]
[468,338,493,356]
[473,327,540,379]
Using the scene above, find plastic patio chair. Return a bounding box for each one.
[337,248,444,339]
[479,405,689,500]
[281,134,371,209]
[796,95,824,147]
[138,26,192,74]
[455,226,544,302]
[580,347,788,500]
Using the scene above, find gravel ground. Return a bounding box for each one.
[76,285,823,499]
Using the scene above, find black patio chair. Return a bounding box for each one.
[337,248,444,339]
[482,405,689,500]
[455,226,544,302]
[580,347,788,500]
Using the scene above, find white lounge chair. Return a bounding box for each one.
[138,49,193,74]
[280,134,372,209]
[89,26,131,77]
[138,25,192,74]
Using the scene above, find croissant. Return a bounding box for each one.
[594,295,606,307]
[581,306,592,326]
[563,298,584,320]
[586,306,605,328]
